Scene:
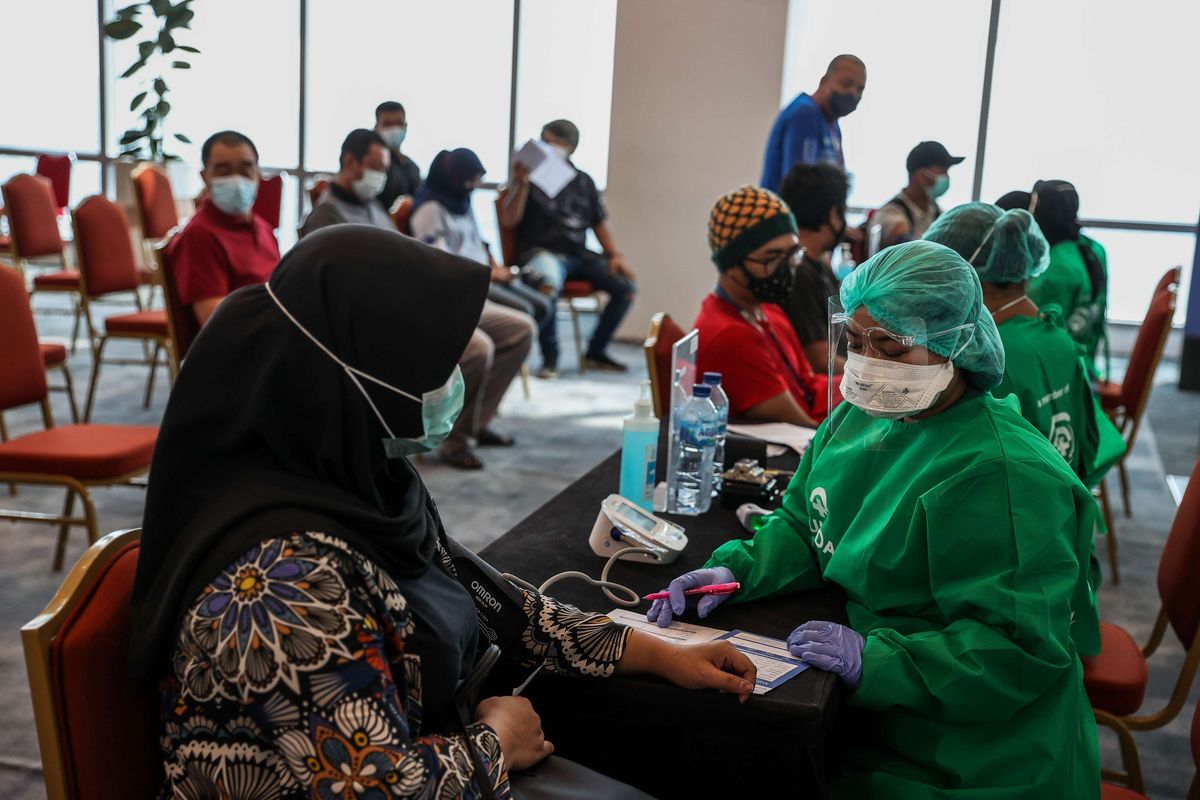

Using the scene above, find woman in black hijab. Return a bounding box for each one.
[131,225,754,799]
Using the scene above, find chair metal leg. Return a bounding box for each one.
[143,342,162,409]
[1098,480,1119,586]
[571,303,586,373]
[68,299,82,356]
[59,364,79,424]
[52,490,76,573]
[520,364,531,400]
[1118,460,1132,518]
[1095,710,1145,793]
[82,337,109,423]
[0,415,13,496]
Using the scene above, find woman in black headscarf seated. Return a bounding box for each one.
[129,225,754,799]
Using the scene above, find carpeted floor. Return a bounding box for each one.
[0,293,1197,798]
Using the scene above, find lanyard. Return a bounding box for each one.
[714,287,815,407]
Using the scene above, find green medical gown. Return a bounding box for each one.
[705,391,1100,799]
[993,310,1126,489]
[1028,236,1109,379]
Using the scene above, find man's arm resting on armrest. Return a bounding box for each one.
[192,296,224,327]
[744,391,817,427]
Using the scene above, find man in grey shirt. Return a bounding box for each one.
[303,129,535,471]
[302,129,395,235]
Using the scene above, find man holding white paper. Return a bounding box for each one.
[500,119,636,378]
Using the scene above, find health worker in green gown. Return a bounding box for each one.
[996,181,1110,379]
[648,240,1102,799]
[924,202,1125,489]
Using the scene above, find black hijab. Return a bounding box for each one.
[412,148,485,216]
[1031,179,1082,246]
[129,224,489,678]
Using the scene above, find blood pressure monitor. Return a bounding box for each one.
[589,494,688,564]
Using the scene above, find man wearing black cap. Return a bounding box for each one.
[874,141,965,248]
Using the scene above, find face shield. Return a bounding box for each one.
[828,298,975,447]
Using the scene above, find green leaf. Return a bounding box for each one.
[174,133,192,144]
[120,129,145,145]
[120,59,147,79]
[129,91,148,111]
[155,99,171,117]
[171,61,191,69]
[103,18,141,39]
[177,45,199,53]
[149,0,171,16]
[165,6,194,28]
[138,40,156,60]
[115,3,143,17]
[159,30,175,52]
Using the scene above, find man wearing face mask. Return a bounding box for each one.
[874,141,964,248]
[778,162,851,372]
[301,129,394,236]
[374,100,422,212]
[760,54,866,193]
[693,186,832,427]
[168,130,280,328]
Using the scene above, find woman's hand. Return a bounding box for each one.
[616,630,757,703]
[474,695,554,771]
[490,264,514,284]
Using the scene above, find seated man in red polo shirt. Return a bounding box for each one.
[695,185,836,426]
[169,130,280,328]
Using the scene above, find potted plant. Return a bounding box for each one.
[104,0,200,207]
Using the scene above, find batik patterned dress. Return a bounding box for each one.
[158,531,630,799]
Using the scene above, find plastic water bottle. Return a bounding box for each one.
[702,372,728,494]
[620,380,658,511]
[661,368,691,511]
[834,242,857,281]
[668,384,718,516]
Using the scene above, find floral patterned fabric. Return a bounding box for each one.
[159,531,631,799]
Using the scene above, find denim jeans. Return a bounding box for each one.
[524,249,635,369]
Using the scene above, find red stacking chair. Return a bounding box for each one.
[72,196,176,421]
[22,529,163,800]
[1084,453,1200,793]
[130,163,179,292]
[253,172,283,231]
[1099,700,1200,800]
[1,174,84,348]
[308,177,330,208]
[1094,268,1179,583]
[643,312,687,418]
[35,153,72,214]
[391,195,414,235]
[495,186,606,373]
[0,263,157,570]
[152,237,199,362]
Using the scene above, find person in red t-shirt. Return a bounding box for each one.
[695,185,837,425]
[169,130,280,328]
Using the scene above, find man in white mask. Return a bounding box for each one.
[302,129,395,236]
[374,100,422,212]
[169,130,280,328]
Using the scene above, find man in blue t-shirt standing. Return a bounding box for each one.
[760,54,867,193]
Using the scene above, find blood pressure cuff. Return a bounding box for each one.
[444,535,528,652]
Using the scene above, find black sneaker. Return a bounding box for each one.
[581,353,628,373]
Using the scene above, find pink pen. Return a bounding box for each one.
[643,582,740,601]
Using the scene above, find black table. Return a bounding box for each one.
[480,446,847,799]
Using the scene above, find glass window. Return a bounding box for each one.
[471,188,502,262]
[107,0,301,170]
[982,0,1200,224]
[305,0,514,178]
[0,1,100,153]
[515,0,618,188]
[781,0,990,210]
[1083,228,1194,325]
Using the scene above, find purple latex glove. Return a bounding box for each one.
[646,566,736,628]
[786,620,865,689]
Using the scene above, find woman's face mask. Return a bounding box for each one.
[840,352,955,419]
[265,283,465,456]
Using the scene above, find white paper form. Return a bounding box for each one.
[607,608,728,645]
[513,139,577,199]
[728,422,818,456]
[717,630,809,694]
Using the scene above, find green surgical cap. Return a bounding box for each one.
[924,202,1050,285]
[839,240,1005,391]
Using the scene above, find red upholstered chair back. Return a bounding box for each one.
[1120,275,1177,417]
[253,173,283,230]
[72,196,140,298]
[2,174,64,259]
[23,532,163,800]
[1158,455,1200,650]
[643,312,686,418]
[35,154,72,212]
[1154,265,1182,298]
[308,178,330,208]
[392,196,414,235]
[157,238,199,359]
[0,263,49,410]
[495,189,519,266]
[132,165,178,240]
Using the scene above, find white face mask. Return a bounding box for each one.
[839,352,956,419]
[352,168,388,200]
[548,144,571,160]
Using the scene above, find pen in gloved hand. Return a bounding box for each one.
[642,582,740,602]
